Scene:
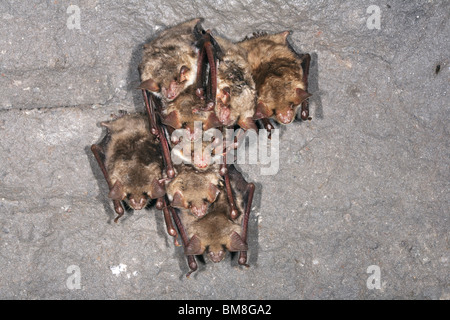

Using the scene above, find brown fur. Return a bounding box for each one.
[139,19,202,101]
[179,187,247,263]
[164,92,225,171]
[162,85,220,134]
[166,164,222,217]
[214,36,257,130]
[102,113,165,209]
[239,32,309,124]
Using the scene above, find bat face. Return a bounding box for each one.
[161,85,222,135]
[255,66,310,124]
[101,113,165,211]
[166,164,222,217]
[139,19,203,101]
[239,32,311,124]
[162,86,225,170]
[170,136,225,170]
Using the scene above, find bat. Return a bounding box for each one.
[239,31,312,127]
[90,112,166,222]
[171,165,255,277]
[212,35,258,131]
[138,18,205,102]
[138,19,214,178]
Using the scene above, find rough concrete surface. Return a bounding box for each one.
[0,0,448,300]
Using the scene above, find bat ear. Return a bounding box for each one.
[218,87,231,106]
[179,65,190,82]
[203,112,222,130]
[185,235,204,255]
[109,180,126,201]
[296,88,312,104]
[253,101,273,120]
[238,117,258,131]
[161,110,182,129]
[171,190,189,208]
[273,31,290,43]
[138,78,160,92]
[100,121,112,129]
[228,231,248,252]
[149,178,166,199]
[206,183,220,203]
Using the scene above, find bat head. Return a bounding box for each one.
[184,231,248,263]
[170,135,223,170]
[139,63,195,101]
[162,87,222,133]
[170,182,220,218]
[256,84,311,125]
[109,179,165,211]
[161,65,193,100]
[139,19,202,101]
[274,87,311,124]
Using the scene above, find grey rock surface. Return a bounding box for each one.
[0,0,448,299]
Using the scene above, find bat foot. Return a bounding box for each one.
[219,165,228,176]
[166,168,175,179]
[155,198,165,210]
[230,209,238,220]
[168,227,177,237]
[114,214,122,223]
[151,127,159,136]
[113,201,124,223]
[196,87,205,100]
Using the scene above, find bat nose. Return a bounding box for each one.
[130,197,147,210]
[191,204,207,218]
[165,80,178,100]
[276,108,295,124]
[208,250,225,263]
[194,154,210,169]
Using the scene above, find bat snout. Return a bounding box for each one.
[190,202,208,218]
[276,107,295,124]
[208,250,225,263]
[129,196,148,211]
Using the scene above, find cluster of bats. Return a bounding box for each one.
[90,18,311,277]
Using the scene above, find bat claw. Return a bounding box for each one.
[196,87,205,100]
[114,214,122,223]
[219,165,228,176]
[166,168,175,179]
[230,209,238,220]
[168,227,177,237]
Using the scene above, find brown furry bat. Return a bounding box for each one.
[239,31,311,124]
[139,18,204,102]
[91,112,166,222]
[165,164,222,218]
[208,35,258,131]
[171,165,255,276]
